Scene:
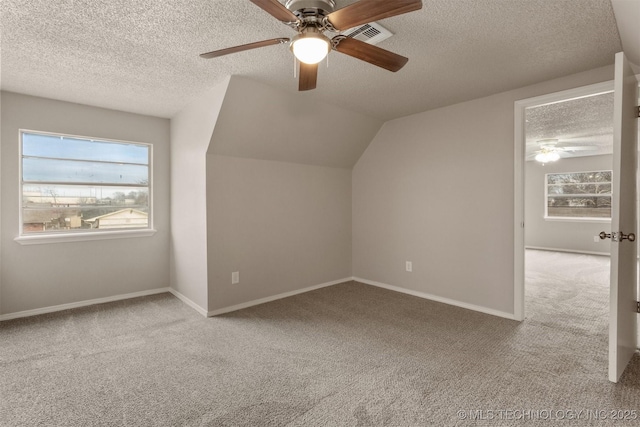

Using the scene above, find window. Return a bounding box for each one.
[546,171,611,219]
[20,131,152,237]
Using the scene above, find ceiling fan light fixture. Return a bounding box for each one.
[535,151,560,163]
[291,31,330,64]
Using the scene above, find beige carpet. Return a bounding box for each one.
[1,249,639,426]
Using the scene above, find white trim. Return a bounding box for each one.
[168,288,208,317]
[525,246,610,257]
[514,97,526,321]
[513,80,614,323]
[543,216,611,223]
[14,228,157,245]
[515,81,614,109]
[0,287,170,321]
[354,277,517,321]
[207,278,351,316]
[0,278,517,322]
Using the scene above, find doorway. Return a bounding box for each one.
[513,81,614,321]
[522,90,615,337]
[516,57,640,382]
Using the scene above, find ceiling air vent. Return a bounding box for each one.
[339,22,393,45]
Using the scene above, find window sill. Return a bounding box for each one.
[14,229,157,245]
[544,216,611,223]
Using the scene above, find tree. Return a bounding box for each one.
[112,192,126,205]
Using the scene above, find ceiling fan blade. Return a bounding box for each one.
[200,38,289,59]
[250,0,300,22]
[333,37,408,72]
[299,62,318,91]
[560,146,603,151]
[326,0,422,31]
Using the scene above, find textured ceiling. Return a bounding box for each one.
[525,92,614,160]
[0,0,624,121]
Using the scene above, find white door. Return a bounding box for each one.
[608,51,639,383]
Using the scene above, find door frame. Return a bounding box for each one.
[513,80,615,321]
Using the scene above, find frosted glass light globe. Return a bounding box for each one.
[291,36,330,65]
[547,152,560,162]
[535,151,560,163]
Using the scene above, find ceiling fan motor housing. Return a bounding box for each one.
[286,0,336,56]
[285,0,336,19]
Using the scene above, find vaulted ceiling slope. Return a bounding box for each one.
[0,0,629,121]
[611,0,640,67]
[209,76,382,168]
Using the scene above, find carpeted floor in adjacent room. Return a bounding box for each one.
[1,249,639,426]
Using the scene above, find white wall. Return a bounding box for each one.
[169,77,230,312]
[0,92,170,315]
[352,65,614,317]
[525,154,613,254]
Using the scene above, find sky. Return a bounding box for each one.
[22,132,150,200]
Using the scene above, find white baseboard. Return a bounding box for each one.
[525,246,610,257]
[0,277,516,322]
[0,287,171,322]
[353,277,517,321]
[208,277,352,316]
[168,288,208,317]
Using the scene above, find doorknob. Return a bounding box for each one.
[599,231,636,242]
[622,233,636,242]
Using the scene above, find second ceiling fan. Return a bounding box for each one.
[200,0,423,91]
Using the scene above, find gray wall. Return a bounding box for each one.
[206,77,381,312]
[0,91,3,312]
[525,154,613,254]
[0,92,170,315]
[0,64,619,319]
[352,65,613,316]
[207,155,352,310]
[169,78,230,311]
[210,77,381,168]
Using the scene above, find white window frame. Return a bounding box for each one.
[15,129,156,245]
[544,169,612,223]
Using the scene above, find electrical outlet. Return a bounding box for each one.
[406,261,412,272]
[232,271,239,284]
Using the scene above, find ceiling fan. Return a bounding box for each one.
[527,138,604,163]
[199,0,423,91]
